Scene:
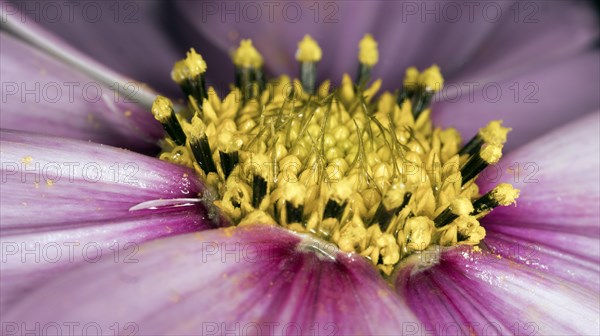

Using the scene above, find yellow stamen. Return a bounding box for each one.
[296,35,322,63]
[358,34,379,66]
[151,95,174,122]
[403,67,420,90]
[418,65,444,92]
[479,120,512,146]
[480,143,503,164]
[233,39,263,68]
[184,48,207,78]
[492,183,520,206]
[171,60,187,84]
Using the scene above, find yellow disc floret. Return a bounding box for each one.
[155,36,519,276]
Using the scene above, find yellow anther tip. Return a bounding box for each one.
[493,183,520,206]
[151,96,173,121]
[403,67,420,90]
[480,144,503,164]
[358,34,379,66]
[233,39,263,68]
[185,48,207,77]
[479,120,512,146]
[296,35,322,62]
[171,60,187,84]
[418,65,444,92]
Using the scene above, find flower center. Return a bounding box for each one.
[153,35,519,275]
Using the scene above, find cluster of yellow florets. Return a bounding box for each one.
[152,34,519,275]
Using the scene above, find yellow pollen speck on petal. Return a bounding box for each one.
[21,156,33,165]
[46,179,54,187]
[479,120,512,146]
[358,34,379,66]
[151,96,174,122]
[124,110,132,117]
[418,65,444,92]
[480,144,503,164]
[296,35,322,62]
[492,183,520,206]
[233,39,263,68]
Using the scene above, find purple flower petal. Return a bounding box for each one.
[397,245,599,335]
[3,0,231,96]
[176,1,597,86]
[396,112,600,335]
[0,130,224,311]
[0,32,163,152]
[433,51,600,150]
[1,0,161,106]
[0,129,216,232]
[3,225,419,335]
[1,208,210,310]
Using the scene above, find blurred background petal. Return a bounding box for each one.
[0,32,163,152]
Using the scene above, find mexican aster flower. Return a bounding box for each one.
[1,1,599,335]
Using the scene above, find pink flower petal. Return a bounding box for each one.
[5,0,229,97]
[3,225,418,335]
[1,208,210,310]
[0,32,163,152]
[177,1,598,88]
[0,130,215,231]
[397,246,599,335]
[0,130,226,312]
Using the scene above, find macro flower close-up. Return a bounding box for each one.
[1,1,599,335]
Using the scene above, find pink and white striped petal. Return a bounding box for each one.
[3,225,419,335]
